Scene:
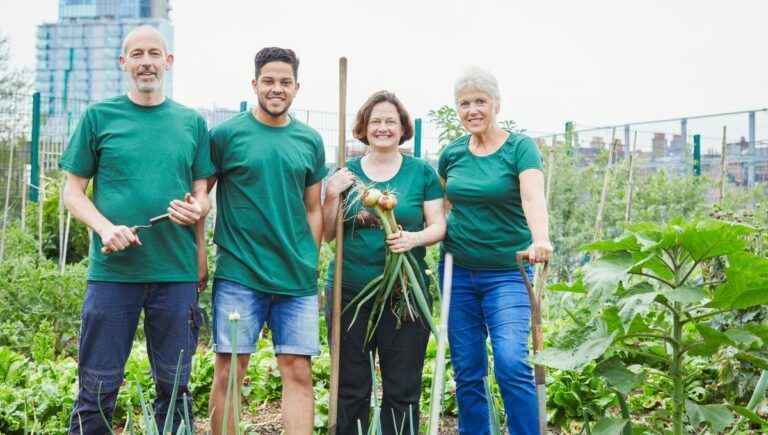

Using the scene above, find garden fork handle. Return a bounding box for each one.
[516,251,549,435]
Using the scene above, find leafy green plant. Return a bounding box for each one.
[534,218,768,434]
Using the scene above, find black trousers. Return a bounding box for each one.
[327,288,430,435]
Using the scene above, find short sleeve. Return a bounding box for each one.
[306,131,328,186]
[58,109,98,178]
[209,125,224,175]
[192,116,216,180]
[515,135,543,173]
[422,162,444,201]
[437,147,449,180]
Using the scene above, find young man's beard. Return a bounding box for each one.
[258,97,290,118]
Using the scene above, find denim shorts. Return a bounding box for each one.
[211,278,320,356]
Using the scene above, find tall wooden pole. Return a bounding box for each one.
[328,57,348,435]
[719,126,727,204]
[545,136,555,210]
[594,129,616,241]
[624,131,637,224]
[20,164,27,232]
[428,253,454,435]
[0,141,15,261]
[36,152,44,257]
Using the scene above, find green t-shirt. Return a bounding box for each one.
[438,133,543,270]
[58,95,215,282]
[210,112,328,296]
[327,155,444,299]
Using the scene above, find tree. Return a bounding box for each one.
[0,31,32,139]
[426,105,523,151]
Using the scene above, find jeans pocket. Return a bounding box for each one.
[188,303,203,350]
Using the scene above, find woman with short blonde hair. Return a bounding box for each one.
[439,67,553,434]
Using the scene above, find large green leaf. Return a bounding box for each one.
[549,278,586,293]
[735,352,768,370]
[531,331,617,371]
[710,252,768,309]
[583,253,634,294]
[679,220,754,261]
[689,324,735,356]
[744,324,768,343]
[595,358,643,395]
[626,315,652,334]
[581,235,641,253]
[591,417,629,435]
[685,401,735,433]
[602,307,624,336]
[663,286,707,305]
[724,328,763,349]
[629,253,675,283]
[618,291,659,330]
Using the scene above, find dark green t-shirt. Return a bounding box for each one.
[327,155,444,298]
[58,95,215,282]
[210,112,328,296]
[438,133,543,270]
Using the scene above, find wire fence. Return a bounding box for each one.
[1,92,765,236]
[528,109,768,187]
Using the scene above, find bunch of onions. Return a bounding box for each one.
[343,187,438,344]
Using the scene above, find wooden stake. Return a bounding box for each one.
[328,56,348,435]
[58,181,65,270]
[594,129,616,241]
[37,153,44,257]
[20,164,27,232]
[719,126,727,204]
[60,211,71,274]
[428,253,453,435]
[624,131,638,224]
[545,136,555,210]
[0,142,15,261]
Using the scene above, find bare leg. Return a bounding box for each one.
[209,353,250,435]
[277,354,314,434]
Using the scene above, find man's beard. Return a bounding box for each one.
[258,97,290,118]
[136,81,161,93]
[129,70,162,93]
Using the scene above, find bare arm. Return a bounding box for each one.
[439,177,452,214]
[305,181,324,251]
[62,172,138,252]
[189,177,213,291]
[321,168,355,242]
[519,168,553,263]
[386,198,446,253]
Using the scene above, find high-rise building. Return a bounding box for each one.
[652,132,668,159]
[36,0,173,110]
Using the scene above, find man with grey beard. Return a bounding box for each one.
[60,25,214,433]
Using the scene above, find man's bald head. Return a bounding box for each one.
[121,25,169,55]
[119,24,173,98]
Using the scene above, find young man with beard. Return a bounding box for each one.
[207,47,326,434]
[60,25,214,433]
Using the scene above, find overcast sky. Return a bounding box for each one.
[2,0,767,148]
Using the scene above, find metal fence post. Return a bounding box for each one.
[414,118,422,158]
[30,92,41,203]
[748,111,756,187]
[624,125,630,159]
[693,134,701,177]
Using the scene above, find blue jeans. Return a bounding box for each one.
[212,279,320,356]
[441,263,539,435]
[68,281,201,435]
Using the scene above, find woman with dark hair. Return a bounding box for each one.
[322,90,446,434]
[438,67,552,435]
